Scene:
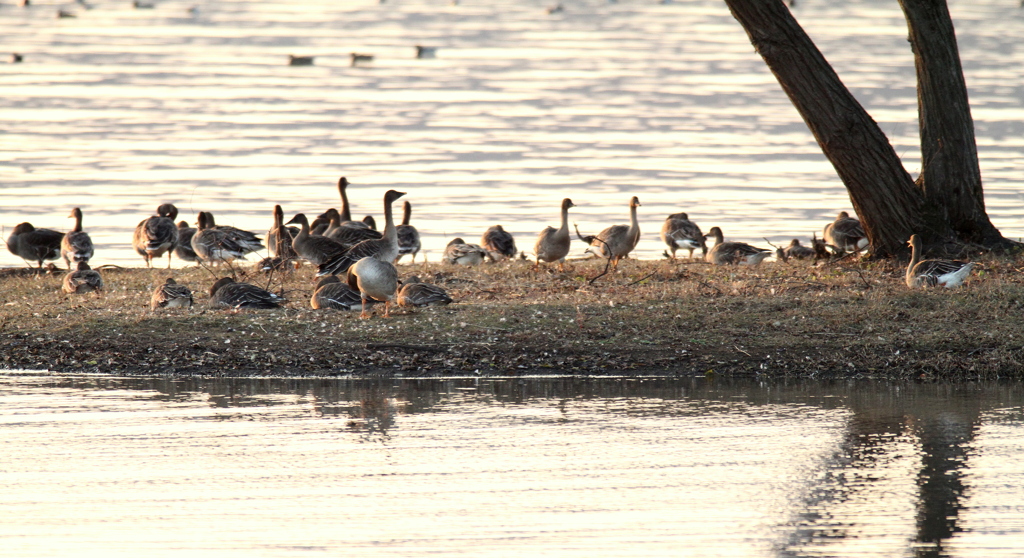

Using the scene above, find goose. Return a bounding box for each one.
[288,55,314,66]
[6,222,63,268]
[534,198,575,271]
[150,278,193,310]
[336,177,372,229]
[776,238,816,262]
[208,277,286,309]
[200,212,264,255]
[347,256,398,318]
[61,207,94,269]
[362,215,377,230]
[397,276,452,308]
[317,190,406,276]
[443,238,488,266]
[823,211,869,252]
[481,225,517,262]
[905,234,975,288]
[132,203,179,268]
[396,200,421,263]
[174,221,199,262]
[660,212,706,260]
[323,208,382,247]
[62,261,103,294]
[284,213,349,266]
[705,227,772,266]
[190,212,248,264]
[267,205,299,261]
[310,275,366,311]
[580,196,641,269]
[256,256,293,274]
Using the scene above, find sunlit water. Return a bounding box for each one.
[2,0,1023,268]
[1,374,1023,557]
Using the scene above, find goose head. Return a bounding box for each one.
[285,213,309,227]
[561,198,575,211]
[210,277,235,297]
[68,207,83,220]
[157,203,178,220]
[362,215,377,230]
[629,196,641,208]
[837,211,850,220]
[384,190,407,205]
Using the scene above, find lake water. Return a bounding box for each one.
[2,373,1024,557]
[2,0,1023,267]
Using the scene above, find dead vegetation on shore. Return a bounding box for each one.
[1,254,1023,380]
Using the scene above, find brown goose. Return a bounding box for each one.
[534,198,575,271]
[62,261,103,294]
[660,212,706,260]
[776,238,815,262]
[310,275,366,310]
[6,222,64,268]
[61,207,94,269]
[284,213,349,266]
[397,276,452,308]
[200,212,264,255]
[905,234,975,288]
[150,277,193,310]
[346,256,398,318]
[481,225,516,262]
[580,196,641,269]
[317,190,406,276]
[396,200,421,263]
[133,203,180,268]
[208,277,286,309]
[705,227,772,266]
[823,211,869,252]
[174,221,199,262]
[323,208,382,247]
[443,238,488,266]
[267,204,299,260]
[191,212,247,264]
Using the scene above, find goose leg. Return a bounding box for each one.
[359,293,371,319]
[383,300,391,318]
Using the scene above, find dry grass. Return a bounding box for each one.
[2,253,1023,379]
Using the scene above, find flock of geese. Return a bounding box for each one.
[5,177,978,318]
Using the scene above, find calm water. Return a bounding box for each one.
[2,0,1023,267]
[1,374,1024,557]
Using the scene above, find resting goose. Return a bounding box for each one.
[191,212,246,264]
[61,207,94,269]
[346,256,399,318]
[133,203,180,268]
[396,200,421,263]
[174,221,199,262]
[284,213,349,266]
[776,238,816,262]
[317,190,406,276]
[660,212,706,260]
[62,261,103,294]
[581,196,641,269]
[200,212,265,255]
[534,198,575,271]
[323,208,382,247]
[705,227,772,266]
[397,276,452,308]
[208,277,286,309]
[267,205,299,260]
[150,277,193,310]
[824,211,869,252]
[443,238,488,266]
[310,275,366,310]
[6,222,63,268]
[481,225,517,262]
[905,234,975,288]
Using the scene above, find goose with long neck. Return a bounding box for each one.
[905,234,976,288]
[396,200,421,263]
[583,196,640,270]
[284,213,348,266]
[534,198,575,271]
[317,190,406,276]
[267,205,298,260]
[61,207,94,269]
[337,176,370,229]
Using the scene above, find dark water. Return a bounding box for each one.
[2,373,1023,557]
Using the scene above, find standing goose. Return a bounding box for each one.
[331,176,372,229]
[397,276,452,308]
[534,198,575,271]
[310,275,366,311]
[62,261,103,294]
[580,196,641,270]
[705,227,772,266]
[200,212,265,255]
[905,234,976,288]
[150,277,193,310]
[285,213,349,266]
[443,238,488,266]
[396,200,421,263]
[174,221,199,262]
[61,207,94,269]
[660,212,706,260]
[133,203,180,269]
[191,212,247,264]
[317,190,406,276]
[6,222,64,268]
[347,256,399,318]
[267,205,299,261]
[823,211,869,252]
[481,225,517,262]
[208,277,286,309]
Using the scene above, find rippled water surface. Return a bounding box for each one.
[2,0,1023,267]
[2,374,1024,557]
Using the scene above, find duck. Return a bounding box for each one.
[705,227,772,266]
[62,261,103,294]
[132,203,180,268]
[481,225,517,262]
[174,221,199,262]
[397,276,452,308]
[776,238,816,262]
[534,198,575,271]
[199,212,265,255]
[396,200,421,263]
[208,277,286,309]
[267,205,299,261]
[285,213,350,266]
[310,275,366,310]
[317,190,406,276]
[580,196,641,269]
[61,207,94,269]
[346,256,399,318]
[150,278,193,310]
[443,238,488,266]
[905,234,976,288]
[190,212,247,264]
[660,212,706,260]
[6,222,64,268]
[823,211,869,252]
